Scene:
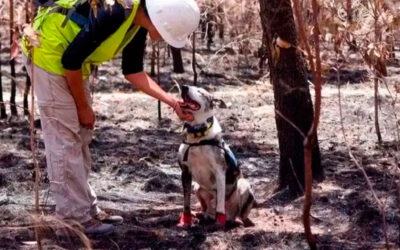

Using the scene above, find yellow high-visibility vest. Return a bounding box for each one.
[22,0,141,78]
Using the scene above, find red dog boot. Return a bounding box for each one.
[216,213,226,227]
[178,212,192,228]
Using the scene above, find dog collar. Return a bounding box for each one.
[184,117,214,139]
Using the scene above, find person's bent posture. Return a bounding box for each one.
[21,0,200,236]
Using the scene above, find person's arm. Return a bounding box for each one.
[125,72,193,121]
[122,27,192,121]
[61,2,125,128]
[65,69,95,129]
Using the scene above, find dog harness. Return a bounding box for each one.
[182,138,240,180]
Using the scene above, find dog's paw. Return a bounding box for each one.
[216,213,226,227]
[177,213,193,228]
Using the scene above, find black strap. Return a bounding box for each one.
[183,139,223,162]
[34,0,55,7]
[183,139,241,191]
[44,1,89,28]
[61,6,89,28]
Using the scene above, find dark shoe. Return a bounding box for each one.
[83,219,115,236]
[55,219,114,238]
[94,210,123,225]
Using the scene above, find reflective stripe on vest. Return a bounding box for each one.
[22,0,141,78]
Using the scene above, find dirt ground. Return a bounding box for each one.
[0,37,400,249]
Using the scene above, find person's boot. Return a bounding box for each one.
[56,219,114,238]
[94,210,124,225]
[83,219,115,236]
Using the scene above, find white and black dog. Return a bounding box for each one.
[177,85,255,228]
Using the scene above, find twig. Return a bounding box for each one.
[381,78,400,149]
[292,0,323,248]
[289,158,305,194]
[156,42,161,121]
[275,109,306,138]
[29,51,42,249]
[109,238,120,250]
[337,70,390,250]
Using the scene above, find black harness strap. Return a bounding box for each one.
[183,139,222,162]
[182,139,241,183]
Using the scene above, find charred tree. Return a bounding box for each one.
[9,0,18,116]
[170,46,184,73]
[206,12,215,50]
[24,2,32,117]
[0,36,6,119]
[258,33,268,75]
[192,33,197,86]
[150,43,156,76]
[201,6,216,50]
[23,68,31,116]
[259,0,323,195]
[217,5,224,41]
[156,43,161,121]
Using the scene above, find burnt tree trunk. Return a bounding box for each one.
[192,33,197,86]
[9,0,18,116]
[24,68,31,116]
[150,43,156,77]
[24,2,32,117]
[217,5,224,41]
[0,36,6,119]
[259,0,323,195]
[170,46,184,73]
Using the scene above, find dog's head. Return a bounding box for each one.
[180,85,215,125]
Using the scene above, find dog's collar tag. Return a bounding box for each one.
[184,116,214,139]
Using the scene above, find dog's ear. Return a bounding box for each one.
[212,98,227,109]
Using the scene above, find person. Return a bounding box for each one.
[21,0,200,236]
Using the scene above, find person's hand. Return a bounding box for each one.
[77,105,95,129]
[172,100,193,122]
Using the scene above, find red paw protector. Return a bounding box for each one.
[178,213,192,228]
[216,213,226,226]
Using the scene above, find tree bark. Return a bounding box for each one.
[156,43,161,121]
[0,36,6,119]
[9,0,18,116]
[192,33,197,86]
[217,5,224,41]
[24,68,31,116]
[259,0,323,195]
[23,1,32,117]
[170,46,184,73]
[150,43,156,77]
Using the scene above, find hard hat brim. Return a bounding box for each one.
[146,1,188,48]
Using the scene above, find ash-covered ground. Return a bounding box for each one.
[0,40,399,249]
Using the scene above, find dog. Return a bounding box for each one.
[177,85,255,228]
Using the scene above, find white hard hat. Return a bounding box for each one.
[146,0,200,48]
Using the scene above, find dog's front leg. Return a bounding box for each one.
[179,164,193,228]
[215,168,227,227]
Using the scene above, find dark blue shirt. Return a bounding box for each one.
[61,1,147,75]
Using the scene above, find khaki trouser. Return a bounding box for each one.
[24,56,99,223]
